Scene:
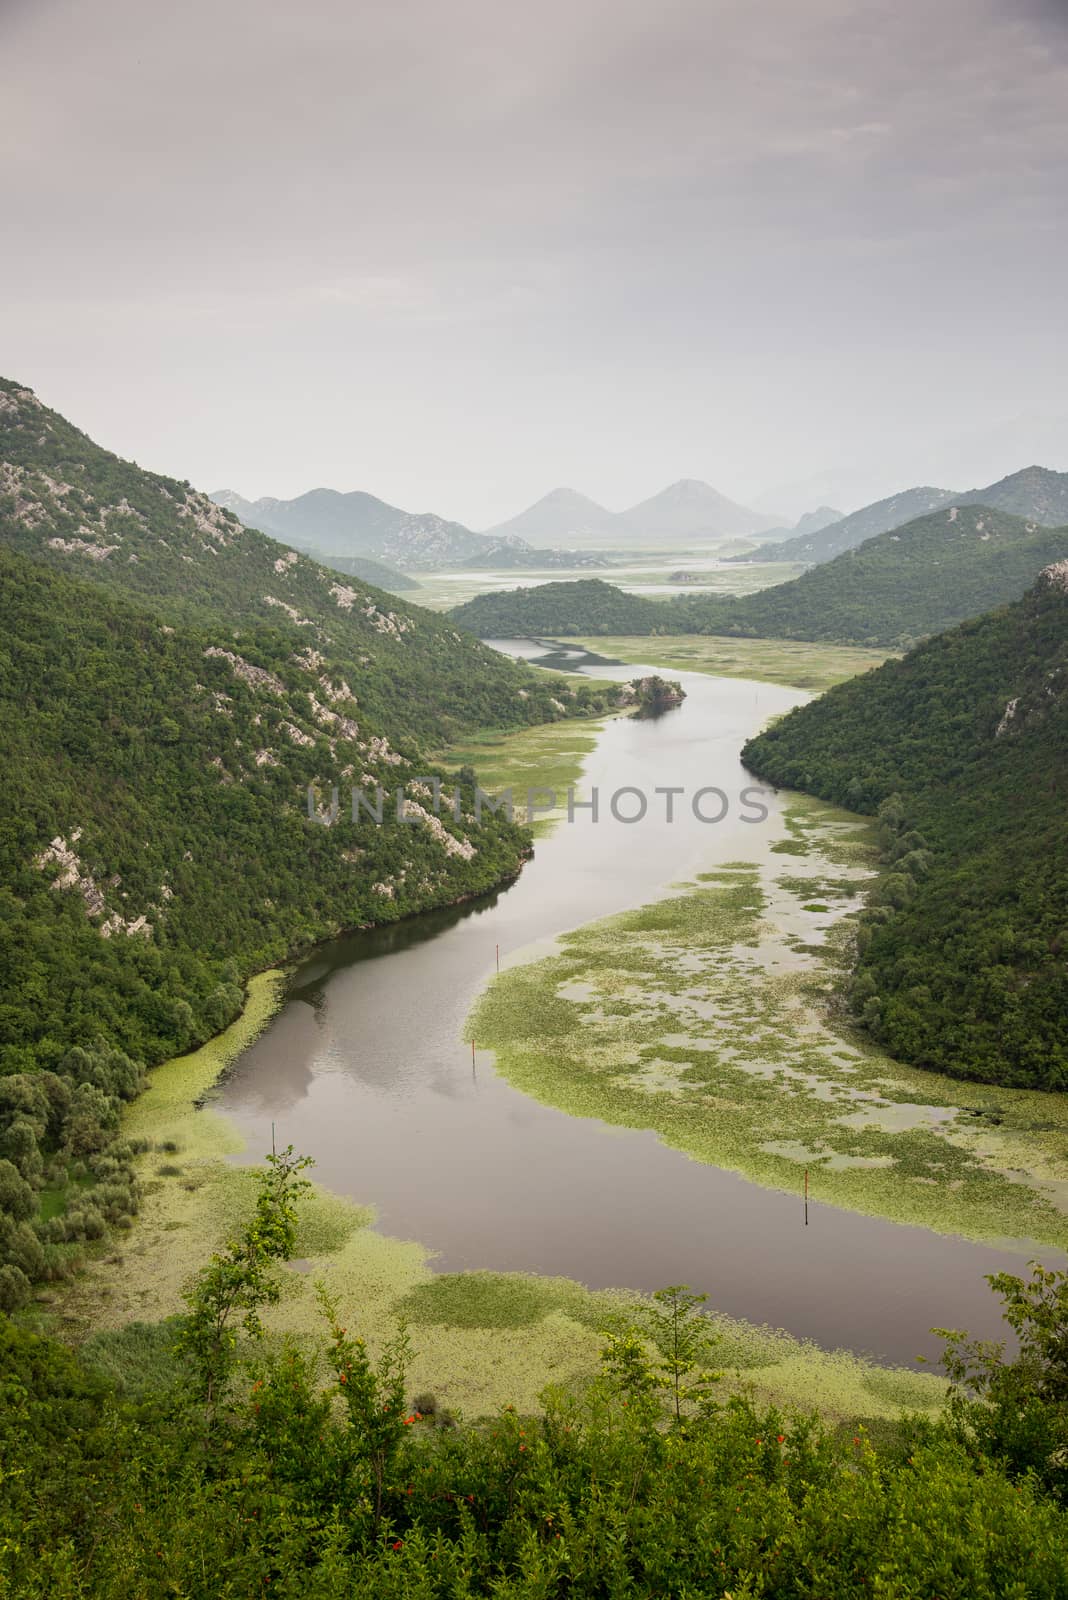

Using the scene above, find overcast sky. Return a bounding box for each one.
[3,0,1067,525]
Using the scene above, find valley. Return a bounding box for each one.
[59,642,1067,1428]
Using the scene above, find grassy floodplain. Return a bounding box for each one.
[56,960,946,1425]
[571,633,895,692]
[410,559,805,612]
[431,712,608,831]
[54,700,953,1428]
[467,792,1068,1250]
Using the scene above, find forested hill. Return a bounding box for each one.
[742,562,1068,1090]
[450,506,1068,649]
[449,578,664,637]
[0,377,586,747]
[736,466,1068,568]
[0,381,627,1313]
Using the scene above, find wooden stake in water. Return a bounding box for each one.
[271,1121,276,1157]
[496,942,500,972]
[804,1167,809,1227]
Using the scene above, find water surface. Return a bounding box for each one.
[220,644,1054,1365]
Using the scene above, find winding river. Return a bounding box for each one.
[219,644,1055,1367]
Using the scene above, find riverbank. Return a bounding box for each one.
[50,688,952,1426]
[468,790,1068,1251]
[58,973,944,1425]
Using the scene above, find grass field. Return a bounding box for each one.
[57,952,946,1426]
[468,794,1068,1251]
[570,635,895,693]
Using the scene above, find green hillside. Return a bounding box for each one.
[0,378,596,747]
[0,382,629,1310]
[450,506,1068,649]
[303,549,421,591]
[449,577,664,636]
[0,547,557,1305]
[741,562,1068,1090]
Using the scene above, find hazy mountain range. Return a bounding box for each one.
[210,487,610,572]
[485,479,785,546]
[449,500,1068,650]
[737,467,1068,567]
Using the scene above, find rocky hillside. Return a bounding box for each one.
[212,485,606,571]
[0,378,609,748]
[737,466,1068,567]
[735,486,956,565]
[0,543,568,1307]
[742,562,1068,1089]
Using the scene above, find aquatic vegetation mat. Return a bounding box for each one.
[570,635,895,692]
[468,797,1068,1251]
[58,957,945,1423]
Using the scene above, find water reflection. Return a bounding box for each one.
[219,644,1060,1366]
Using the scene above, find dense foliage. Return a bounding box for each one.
[742,565,1068,1089]
[4,1175,1068,1597]
[450,506,1068,650]
[0,377,607,748]
[0,380,625,1304]
[299,549,422,591]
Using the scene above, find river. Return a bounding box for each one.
[218,642,1052,1366]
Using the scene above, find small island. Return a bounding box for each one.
[620,674,687,715]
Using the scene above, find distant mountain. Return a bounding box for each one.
[211,486,507,570]
[736,487,956,565]
[616,478,780,540]
[736,467,1068,567]
[485,486,617,542]
[212,487,607,572]
[484,478,780,549]
[745,504,845,546]
[0,378,611,749]
[450,504,1068,649]
[741,560,1068,1089]
[794,504,845,537]
[955,465,1068,525]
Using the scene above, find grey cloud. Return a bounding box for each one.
[1,0,1066,521]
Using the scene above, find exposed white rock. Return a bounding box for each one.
[282,720,315,747]
[203,647,285,695]
[309,694,359,741]
[372,881,395,899]
[361,600,411,638]
[361,733,406,766]
[995,697,1020,737]
[292,647,326,671]
[254,748,279,767]
[273,550,299,574]
[263,594,313,625]
[34,834,151,937]
[178,492,241,545]
[399,798,476,861]
[47,536,119,560]
[317,674,355,705]
[1042,560,1068,593]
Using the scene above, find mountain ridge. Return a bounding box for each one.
[735,466,1068,567]
[448,504,1068,648]
[211,486,608,571]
